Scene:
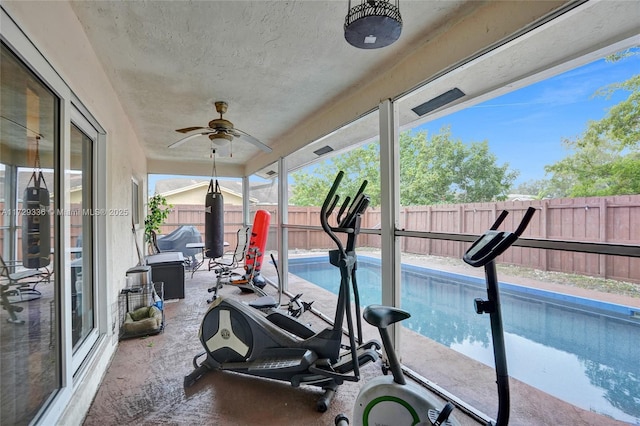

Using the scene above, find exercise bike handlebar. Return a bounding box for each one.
[464,207,536,268]
[489,210,509,231]
[514,206,536,237]
[488,207,535,235]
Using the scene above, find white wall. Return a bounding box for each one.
[2,2,148,424]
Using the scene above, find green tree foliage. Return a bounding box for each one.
[398,129,518,204]
[290,127,518,206]
[290,143,381,206]
[144,194,173,243]
[544,57,639,197]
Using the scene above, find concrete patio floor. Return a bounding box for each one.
[83,255,636,425]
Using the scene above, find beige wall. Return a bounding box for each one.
[2,2,148,424]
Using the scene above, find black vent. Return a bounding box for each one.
[266,170,277,176]
[313,146,334,156]
[412,88,465,117]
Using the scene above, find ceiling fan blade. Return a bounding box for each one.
[168,131,213,148]
[175,126,207,134]
[235,128,272,153]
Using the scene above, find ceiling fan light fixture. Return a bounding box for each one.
[209,133,233,145]
[344,0,402,49]
[169,101,271,153]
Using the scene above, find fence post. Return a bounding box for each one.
[427,205,432,255]
[600,198,607,279]
[458,204,465,259]
[306,207,311,250]
[542,200,549,272]
[402,207,407,253]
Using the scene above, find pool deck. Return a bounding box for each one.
[82,254,638,426]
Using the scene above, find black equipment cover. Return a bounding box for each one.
[205,179,224,259]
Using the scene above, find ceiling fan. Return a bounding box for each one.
[168,101,272,154]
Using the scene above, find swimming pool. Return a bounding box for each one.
[288,256,640,424]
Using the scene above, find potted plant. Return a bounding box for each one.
[144,194,173,254]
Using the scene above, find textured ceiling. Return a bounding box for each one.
[67,0,478,171]
[65,0,639,178]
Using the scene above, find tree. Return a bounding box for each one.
[290,143,381,206]
[543,52,639,197]
[398,129,518,205]
[144,194,173,246]
[290,127,518,206]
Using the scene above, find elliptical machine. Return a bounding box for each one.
[337,207,536,426]
[184,171,380,412]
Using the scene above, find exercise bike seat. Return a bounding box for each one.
[363,305,410,329]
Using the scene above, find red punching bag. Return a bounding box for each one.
[204,179,225,259]
[245,210,270,274]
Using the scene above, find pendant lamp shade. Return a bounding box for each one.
[344,0,402,49]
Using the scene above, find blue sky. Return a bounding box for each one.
[414,48,639,185]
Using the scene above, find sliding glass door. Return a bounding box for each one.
[0,41,61,425]
[69,117,97,361]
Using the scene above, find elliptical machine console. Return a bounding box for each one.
[184,171,380,412]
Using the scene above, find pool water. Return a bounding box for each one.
[288,256,640,424]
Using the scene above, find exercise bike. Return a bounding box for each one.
[184,171,380,412]
[336,207,536,426]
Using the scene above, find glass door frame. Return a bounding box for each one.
[68,108,99,372]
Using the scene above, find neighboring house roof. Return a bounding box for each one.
[154,178,266,204]
[160,180,243,200]
[154,178,204,194]
[507,194,537,201]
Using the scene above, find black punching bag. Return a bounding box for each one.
[22,171,51,268]
[205,179,224,259]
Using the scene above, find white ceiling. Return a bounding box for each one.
[66,0,639,178]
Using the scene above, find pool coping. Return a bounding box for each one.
[288,255,640,321]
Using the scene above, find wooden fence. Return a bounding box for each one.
[162,194,639,283]
[5,196,632,282]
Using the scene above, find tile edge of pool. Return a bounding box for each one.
[288,255,640,320]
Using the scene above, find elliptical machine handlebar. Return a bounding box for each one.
[320,172,369,256]
[321,171,346,255]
